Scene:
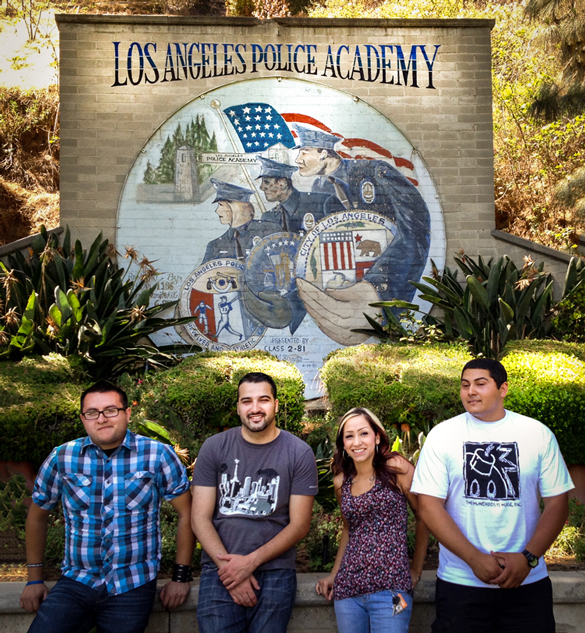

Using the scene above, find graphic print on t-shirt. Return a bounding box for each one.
[218,458,280,516]
[463,442,520,501]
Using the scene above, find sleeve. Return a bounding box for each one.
[191,437,219,487]
[410,426,450,499]
[159,443,190,500]
[538,426,575,498]
[32,449,62,511]
[290,443,319,496]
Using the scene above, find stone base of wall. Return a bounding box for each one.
[2,571,585,633]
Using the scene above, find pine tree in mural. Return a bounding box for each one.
[144,115,218,184]
[143,161,157,184]
[155,137,177,184]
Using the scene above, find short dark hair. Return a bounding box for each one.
[80,380,129,412]
[237,372,277,399]
[461,359,508,388]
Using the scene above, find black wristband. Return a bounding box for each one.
[172,563,193,583]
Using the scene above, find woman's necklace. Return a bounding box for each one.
[351,472,376,485]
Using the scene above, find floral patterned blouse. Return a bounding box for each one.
[332,476,412,600]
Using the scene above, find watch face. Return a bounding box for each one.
[523,549,538,568]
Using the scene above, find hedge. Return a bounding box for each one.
[125,350,306,458]
[0,351,304,469]
[0,354,87,467]
[502,341,585,465]
[321,341,585,464]
[320,343,472,434]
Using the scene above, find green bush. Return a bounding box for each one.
[126,351,306,459]
[320,343,472,437]
[553,283,585,342]
[0,354,87,467]
[502,340,585,465]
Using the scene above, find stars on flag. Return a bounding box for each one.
[223,103,296,152]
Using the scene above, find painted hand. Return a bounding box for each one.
[296,278,379,345]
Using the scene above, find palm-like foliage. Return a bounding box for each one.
[0,226,199,377]
[411,254,555,359]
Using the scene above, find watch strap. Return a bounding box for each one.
[521,549,539,568]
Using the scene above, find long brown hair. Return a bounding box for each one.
[332,407,402,491]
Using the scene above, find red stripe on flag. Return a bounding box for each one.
[282,113,343,137]
[322,243,330,271]
[394,156,415,170]
[332,243,339,270]
[407,177,419,186]
[342,138,393,161]
[340,241,346,269]
[347,241,354,269]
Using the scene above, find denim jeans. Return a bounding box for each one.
[197,564,296,633]
[27,576,157,633]
[334,589,413,633]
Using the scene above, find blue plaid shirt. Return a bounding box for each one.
[33,430,190,595]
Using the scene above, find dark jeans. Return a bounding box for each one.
[28,576,157,633]
[431,576,555,633]
[197,564,297,633]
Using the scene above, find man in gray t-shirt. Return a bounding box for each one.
[191,372,318,633]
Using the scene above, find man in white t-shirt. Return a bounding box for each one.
[411,358,574,633]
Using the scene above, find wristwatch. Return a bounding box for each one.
[522,549,539,569]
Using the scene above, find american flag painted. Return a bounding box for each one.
[224,103,296,152]
[282,112,418,186]
[320,232,355,271]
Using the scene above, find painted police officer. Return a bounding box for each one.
[292,124,432,345]
[255,155,337,233]
[201,179,282,265]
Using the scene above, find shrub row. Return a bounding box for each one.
[0,354,87,467]
[320,340,585,464]
[0,351,305,469]
[124,350,305,459]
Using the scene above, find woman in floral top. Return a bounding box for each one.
[316,407,429,633]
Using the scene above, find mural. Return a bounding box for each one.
[117,78,446,397]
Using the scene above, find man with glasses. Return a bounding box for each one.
[20,380,195,633]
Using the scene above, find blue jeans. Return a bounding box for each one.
[334,589,413,633]
[197,564,296,633]
[28,576,157,633]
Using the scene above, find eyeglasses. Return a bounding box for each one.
[82,407,126,420]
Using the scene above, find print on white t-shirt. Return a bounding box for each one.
[464,442,520,501]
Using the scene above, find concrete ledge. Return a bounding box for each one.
[55,14,495,28]
[0,227,64,260]
[491,229,573,265]
[2,571,585,633]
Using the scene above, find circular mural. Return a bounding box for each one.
[117,77,446,397]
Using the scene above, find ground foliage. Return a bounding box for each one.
[0,226,199,376]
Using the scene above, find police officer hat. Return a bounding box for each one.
[211,179,254,203]
[291,124,341,151]
[255,155,298,180]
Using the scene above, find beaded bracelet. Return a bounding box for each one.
[27,563,44,568]
[172,563,193,583]
[26,580,45,586]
